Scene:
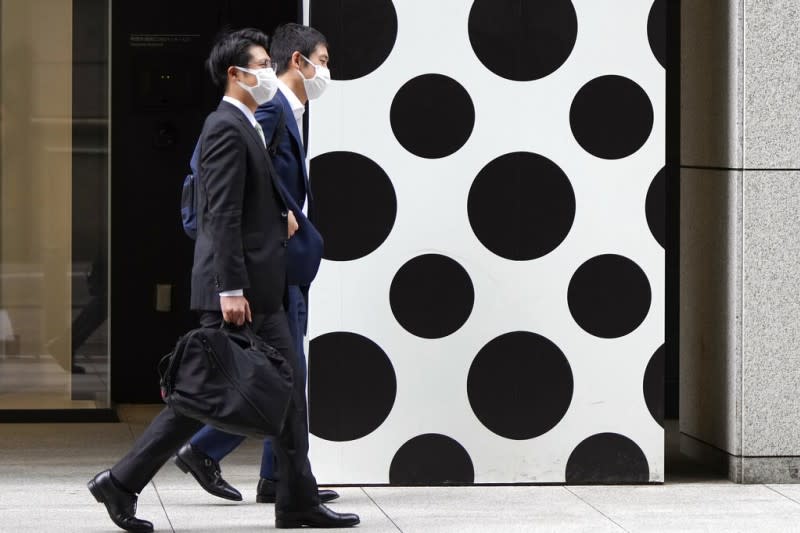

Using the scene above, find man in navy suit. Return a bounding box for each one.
[174,23,336,505]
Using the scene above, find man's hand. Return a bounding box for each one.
[220,295,252,326]
[288,210,299,239]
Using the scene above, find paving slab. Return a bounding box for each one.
[568,483,800,532]
[364,486,622,533]
[156,486,395,532]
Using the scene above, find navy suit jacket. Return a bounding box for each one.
[255,90,324,287]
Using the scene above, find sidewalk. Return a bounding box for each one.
[2,406,800,532]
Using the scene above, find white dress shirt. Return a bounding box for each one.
[277,80,305,141]
[222,95,259,130]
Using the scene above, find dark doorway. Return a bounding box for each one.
[110,0,299,402]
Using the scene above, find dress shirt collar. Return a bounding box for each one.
[222,95,258,128]
[277,80,305,123]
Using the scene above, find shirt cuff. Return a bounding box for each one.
[219,289,244,297]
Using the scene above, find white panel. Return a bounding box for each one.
[307,0,664,484]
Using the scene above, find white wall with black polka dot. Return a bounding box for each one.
[303,0,665,484]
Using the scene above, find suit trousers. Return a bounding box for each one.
[189,285,307,480]
[110,308,319,512]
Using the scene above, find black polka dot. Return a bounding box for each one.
[468,152,575,260]
[568,255,652,338]
[389,434,474,485]
[390,255,474,339]
[390,75,474,159]
[310,151,397,261]
[309,332,396,441]
[309,0,397,80]
[468,332,573,440]
[566,433,649,483]
[646,167,665,248]
[570,75,654,159]
[644,344,665,427]
[468,0,578,81]
[648,0,666,68]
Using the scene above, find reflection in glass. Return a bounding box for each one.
[0,0,109,409]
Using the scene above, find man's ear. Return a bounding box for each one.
[290,51,303,69]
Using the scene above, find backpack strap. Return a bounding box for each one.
[190,138,201,175]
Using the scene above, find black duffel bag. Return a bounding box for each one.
[158,325,294,439]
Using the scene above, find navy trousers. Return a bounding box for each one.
[189,285,308,479]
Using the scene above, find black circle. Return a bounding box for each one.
[570,75,654,159]
[643,344,665,427]
[568,255,652,338]
[468,152,576,260]
[309,0,398,80]
[309,332,396,441]
[390,255,474,339]
[646,167,665,248]
[390,74,475,159]
[648,0,666,68]
[468,332,573,440]
[566,433,649,483]
[389,434,475,484]
[310,151,397,261]
[468,0,578,81]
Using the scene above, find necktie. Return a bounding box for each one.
[254,122,266,148]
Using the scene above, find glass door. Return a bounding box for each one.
[0,0,110,410]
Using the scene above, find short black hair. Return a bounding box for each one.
[270,23,328,76]
[206,28,270,88]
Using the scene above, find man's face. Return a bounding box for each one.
[300,44,329,77]
[235,45,271,88]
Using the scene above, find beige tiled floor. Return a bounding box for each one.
[3,408,800,532]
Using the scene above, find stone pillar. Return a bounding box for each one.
[680,0,800,483]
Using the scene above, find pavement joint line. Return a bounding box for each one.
[150,480,177,533]
[122,422,176,532]
[563,487,629,533]
[361,487,403,532]
[764,484,800,508]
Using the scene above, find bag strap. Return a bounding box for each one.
[159,332,197,397]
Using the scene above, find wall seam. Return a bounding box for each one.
[738,0,746,459]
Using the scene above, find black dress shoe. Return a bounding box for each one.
[275,504,360,528]
[318,489,340,504]
[257,478,339,504]
[174,443,242,501]
[87,470,153,533]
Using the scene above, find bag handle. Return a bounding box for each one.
[220,321,260,350]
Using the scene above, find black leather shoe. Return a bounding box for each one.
[275,504,360,528]
[318,489,340,504]
[87,470,153,533]
[174,443,242,501]
[257,478,339,504]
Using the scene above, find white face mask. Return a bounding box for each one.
[235,66,278,105]
[298,54,331,100]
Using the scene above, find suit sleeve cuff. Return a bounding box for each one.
[219,289,244,297]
